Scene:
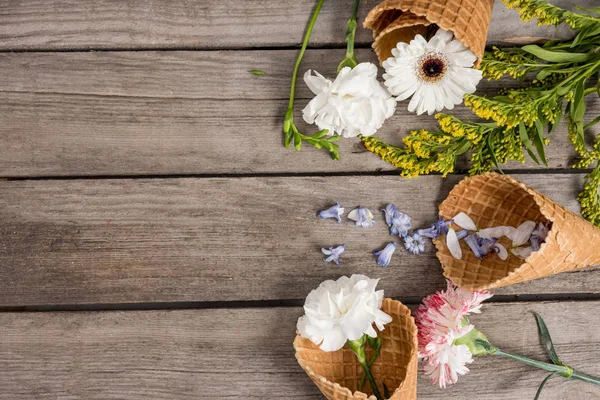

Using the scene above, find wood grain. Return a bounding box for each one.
[0,0,595,51]
[0,49,595,177]
[0,173,597,307]
[0,301,598,399]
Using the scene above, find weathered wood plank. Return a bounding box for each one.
[0,301,598,399]
[0,0,594,50]
[0,173,597,307]
[0,49,595,177]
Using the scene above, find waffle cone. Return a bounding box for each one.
[293,298,418,400]
[434,172,600,291]
[363,0,494,66]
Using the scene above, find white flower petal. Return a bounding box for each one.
[447,228,462,260]
[495,243,509,260]
[320,327,347,351]
[511,246,534,259]
[347,209,358,221]
[303,69,331,95]
[452,212,477,231]
[512,221,537,247]
[479,226,517,240]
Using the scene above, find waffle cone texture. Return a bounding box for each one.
[435,172,600,291]
[363,0,494,66]
[293,298,418,400]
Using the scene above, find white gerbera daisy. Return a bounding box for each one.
[382,29,483,116]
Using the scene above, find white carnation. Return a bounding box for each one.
[297,274,393,352]
[302,63,397,138]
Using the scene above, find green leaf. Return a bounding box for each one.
[310,129,329,139]
[536,68,554,81]
[534,312,562,365]
[250,69,266,75]
[491,95,515,104]
[534,373,556,400]
[584,114,600,130]
[572,80,586,122]
[574,5,600,14]
[455,140,472,156]
[570,80,587,146]
[519,123,540,164]
[486,134,504,174]
[284,130,293,148]
[522,45,590,63]
[571,24,593,47]
[532,120,548,167]
[294,132,302,151]
[327,135,341,142]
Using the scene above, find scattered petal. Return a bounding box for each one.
[530,222,551,250]
[512,221,536,247]
[373,242,397,267]
[417,217,452,239]
[455,229,469,240]
[317,202,344,223]
[404,232,425,255]
[381,203,412,236]
[348,206,376,228]
[447,228,462,260]
[494,243,508,260]
[512,246,534,259]
[321,245,346,265]
[452,212,477,231]
[479,226,517,240]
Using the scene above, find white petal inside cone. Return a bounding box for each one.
[452,212,477,231]
[447,228,462,260]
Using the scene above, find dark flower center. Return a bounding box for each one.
[417,53,447,82]
[423,58,444,77]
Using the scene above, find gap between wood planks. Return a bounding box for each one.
[0,168,594,182]
[2,293,600,313]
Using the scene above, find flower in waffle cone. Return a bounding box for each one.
[363,0,495,66]
[434,172,600,291]
[293,298,418,400]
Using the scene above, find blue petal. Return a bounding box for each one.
[317,202,344,223]
[321,245,345,265]
[464,234,484,259]
[456,229,469,240]
[373,242,396,267]
[381,204,398,226]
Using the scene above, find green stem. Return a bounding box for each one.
[337,0,360,73]
[358,340,382,391]
[346,0,359,59]
[285,0,326,118]
[571,371,600,386]
[347,337,384,400]
[494,349,600,386]
[360,361,384,400]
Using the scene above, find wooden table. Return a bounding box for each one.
[0,1,599,399]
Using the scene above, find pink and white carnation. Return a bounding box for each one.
[414,281,492,388]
